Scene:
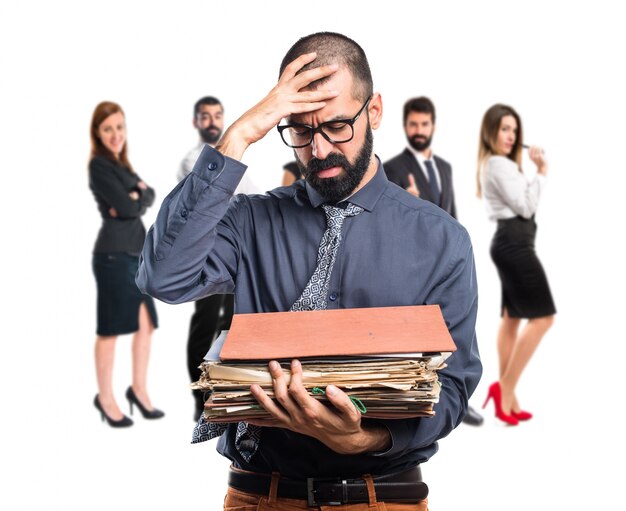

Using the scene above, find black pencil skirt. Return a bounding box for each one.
[92,252,159,336]
[490,216,556,319]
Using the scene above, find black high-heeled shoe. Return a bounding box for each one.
[94,395,133,428]
[125,386,165,419]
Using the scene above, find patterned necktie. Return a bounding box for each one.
[292,202,364,311]
[424,159,441,206]
[192,202,364,461]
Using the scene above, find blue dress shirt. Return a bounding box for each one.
[137,145,481,478]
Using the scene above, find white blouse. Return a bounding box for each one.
[481,155,546,221]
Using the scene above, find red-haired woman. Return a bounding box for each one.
[89,101,163,427]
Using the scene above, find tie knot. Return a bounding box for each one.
[322,202,363,218]
[322,203,364,229]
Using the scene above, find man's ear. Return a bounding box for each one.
[192,118,199,130]
[368,92,383,130]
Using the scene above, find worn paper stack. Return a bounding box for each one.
[191,305,455,422]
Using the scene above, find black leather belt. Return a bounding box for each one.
[228,466,428,506]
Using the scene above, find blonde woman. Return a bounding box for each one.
[477,104,555,426]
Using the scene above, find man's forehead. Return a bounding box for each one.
[198,104,222,114]
[406,111,433,123]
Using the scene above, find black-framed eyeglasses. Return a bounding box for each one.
[277,95,372,148]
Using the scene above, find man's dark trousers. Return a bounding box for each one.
[187,293,234,419]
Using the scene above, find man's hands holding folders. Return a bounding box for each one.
[248,359,392,455]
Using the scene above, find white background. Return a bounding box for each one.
[1,1,625,509]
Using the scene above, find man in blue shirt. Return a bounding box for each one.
[137,32,481,510]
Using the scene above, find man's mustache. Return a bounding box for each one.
[305,153,349,175]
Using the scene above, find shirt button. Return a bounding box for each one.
[181,209,188,218]
[329,292,337,301]
[208,162,217,171]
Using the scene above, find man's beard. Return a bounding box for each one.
[407,133,432,152]
[199,125,222,145]
[296,126,374,204]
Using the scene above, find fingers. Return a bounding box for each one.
[227,53,339,154]
[325,385,362,422]
[263,360,321,424]
[269,360,303,419]
[284,90,339,116]
[288,89,340,104]
[528,146,547,169]
[279,52,319,83]
[285,361,359,423]
[287,360,316,410]
[529,146,545,159]
[250,382,291,423]
[406,174,420,197]
[408,173,416,187]
[250,360,362,444]
[278,51,340,94]
[290,63,339,92]
[527,146,548,175]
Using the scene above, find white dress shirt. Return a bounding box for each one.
[481,155,546,221]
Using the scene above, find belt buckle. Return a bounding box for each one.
[306,477,347,506]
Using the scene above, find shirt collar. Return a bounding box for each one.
[305,156,388,212]
[406,145,434,165]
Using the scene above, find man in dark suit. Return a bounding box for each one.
[384,97,483,427]
[384,97,457,217]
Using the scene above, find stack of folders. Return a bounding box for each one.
[191,305,456,422]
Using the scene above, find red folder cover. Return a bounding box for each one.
[219,305,456,361]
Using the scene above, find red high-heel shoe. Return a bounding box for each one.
[511,410,533,421]
[482,382,518,426]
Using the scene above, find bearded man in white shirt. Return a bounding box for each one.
[178,95,257,420]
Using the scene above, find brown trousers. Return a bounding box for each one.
[224,473,429,511]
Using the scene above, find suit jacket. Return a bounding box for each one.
[384,148,457,219]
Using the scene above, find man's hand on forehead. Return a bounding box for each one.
[216,52,339,161]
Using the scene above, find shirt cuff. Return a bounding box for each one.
[191,144,248,194]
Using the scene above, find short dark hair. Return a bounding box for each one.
[194,96,222,117]
[279,32,373,102]
[403,97,436,124]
